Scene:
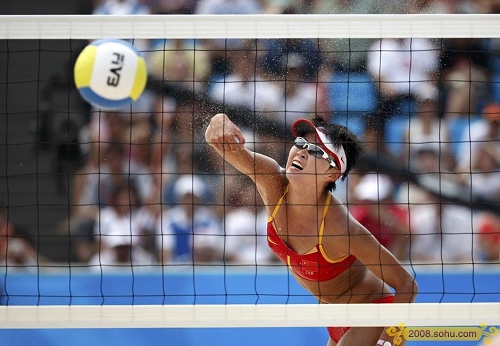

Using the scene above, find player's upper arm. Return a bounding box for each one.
[347,217,417,302]
[208,141,287,207]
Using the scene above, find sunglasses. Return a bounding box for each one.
[294,137,337,169]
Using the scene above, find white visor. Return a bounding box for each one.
[292,119,347,173]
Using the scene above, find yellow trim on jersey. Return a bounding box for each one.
[304,247,318,255]
[267,187,337,260]
[267,235,279,246]
[317,192,332,245]
[267,185,289,223]
[318,244,349,264]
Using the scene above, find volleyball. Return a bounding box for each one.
[73,38,148,109]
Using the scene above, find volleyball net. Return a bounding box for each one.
[0,13,500,344]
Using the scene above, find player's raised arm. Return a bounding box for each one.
[205,113,284,188]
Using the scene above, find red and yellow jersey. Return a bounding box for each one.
[267,188,355,282]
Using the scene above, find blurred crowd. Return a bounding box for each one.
[2,0,500,271]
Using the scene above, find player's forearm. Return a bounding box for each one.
[205,114,262,175]
[392,275,418,304]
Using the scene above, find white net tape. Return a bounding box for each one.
[1,14,500,40]
[1,303,499,329]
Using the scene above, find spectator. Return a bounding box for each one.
[0,203,39,270]
[465,137,500,201]
[149,95,177,201]
[92,0,151,15]
[156,174,223,264]
[275,52,321,127]
[395,138,479,264]
[361,111,392,159]
[401,89,455,172]
[475,212,500,262]
[455,103,500,194]
[310,0,406,15]
[89,180,157,270]
[194,0,261,14]
[396,146,447,208]
[350,173,411,261]
[149,95,214,207]
[209,39,282,115]
[396,178,438,264]
[208,39,286,162]
[438,3,492,117]
[223,175,275,265]
[309,0,382,72]
[406,0,454,14]
[70,142,154,262]
[80,91,156,168]
[453,0,500,14]
[74,141,154,213]
[267,2,335,103]
[147,39,212,93]
[166,97,209,169]
[261,36,323,83]
[367,37,440,118]
[87,231,156,271]
[407,194,480,264]
[194,0,262,76]
[146,0,197,14]
[159,150,207,206]
[440,38,489,119]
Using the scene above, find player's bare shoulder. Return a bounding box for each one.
[256,167,288,209]
[325,193,372,245]
[319,192,355,258]
[324,192,351,234]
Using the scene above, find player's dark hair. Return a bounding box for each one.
[310,116,364,191]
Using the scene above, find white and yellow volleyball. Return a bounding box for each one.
[74,38,147,109]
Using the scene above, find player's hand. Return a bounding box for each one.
[205,113,246,152]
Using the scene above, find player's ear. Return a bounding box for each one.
[327,170,341,182]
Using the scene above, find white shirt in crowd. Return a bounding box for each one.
[224,207,274,265]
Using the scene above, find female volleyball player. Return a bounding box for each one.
[205,113,418,346]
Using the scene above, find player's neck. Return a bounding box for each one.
[286,184,328,206]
